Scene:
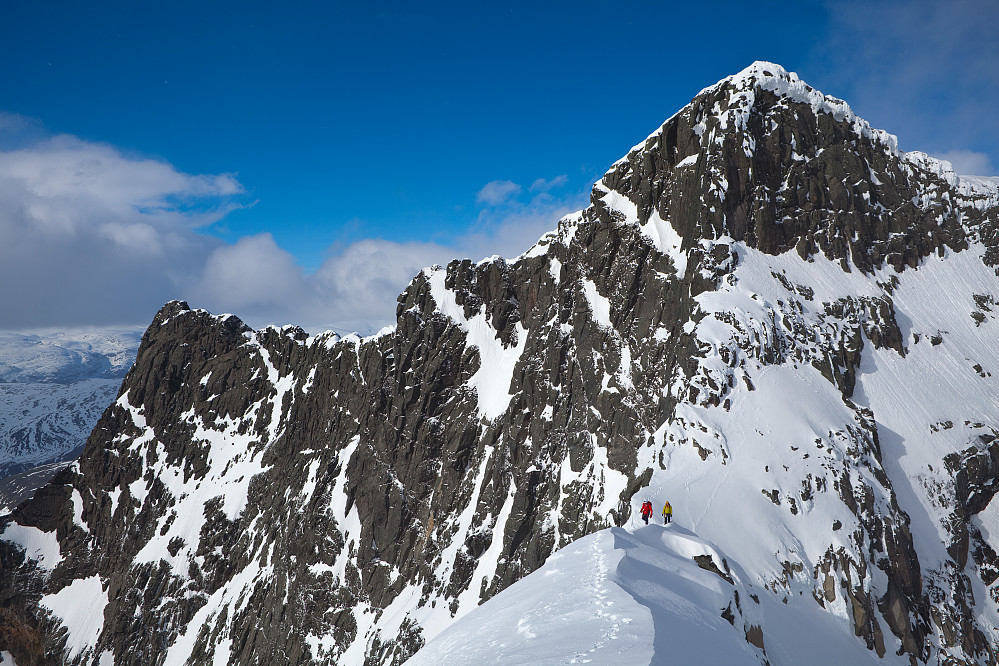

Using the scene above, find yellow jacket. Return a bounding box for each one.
[662,503,672,516]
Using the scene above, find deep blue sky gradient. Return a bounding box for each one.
[0,1,843,267]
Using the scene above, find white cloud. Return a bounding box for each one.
[476,179,522,205]
[307,238,453,332]
[98,221,162,254]
[0,131,246,328]
[529,175,568,192]
[0,122,591,336]
[0,135,242,230]
[259,180,590,335]
[190,234,304,313]
[928,150,995,177]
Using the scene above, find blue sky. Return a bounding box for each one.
[1,1,996,332]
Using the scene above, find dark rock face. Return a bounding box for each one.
[2,63,998,665]
[599,77,992,277]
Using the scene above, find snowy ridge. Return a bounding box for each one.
[410,523,896,666]
[610,61,998,228]
[902,151,999,205]
[719,62,900,156]
[617,61,901,170]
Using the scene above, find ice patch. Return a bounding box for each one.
[639,208,688,275]
[581,279,613,329]
[70,488,89,534]
[676,154,698,168]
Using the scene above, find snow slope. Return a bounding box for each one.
[408,523,895,666]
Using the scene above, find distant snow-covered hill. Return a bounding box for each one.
[0,328,141,494]
[0,328,140,384]
[0,379,121,480]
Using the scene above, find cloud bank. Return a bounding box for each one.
[927,150,995,179]
[0,127,587,335]
[0,133,245,329]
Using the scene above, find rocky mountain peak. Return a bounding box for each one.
[593,61,998,276]
[1,65,998,666]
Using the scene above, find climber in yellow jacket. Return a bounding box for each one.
[662,501,672,524]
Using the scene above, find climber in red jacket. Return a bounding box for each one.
[640,500,653,524]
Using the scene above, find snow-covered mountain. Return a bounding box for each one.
[1,62,998,666]
[0,329,142,493]
[0,380,119,478]
[0,329,139,384]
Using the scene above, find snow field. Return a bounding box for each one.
[848,246,999,645]
[39,575,108,660]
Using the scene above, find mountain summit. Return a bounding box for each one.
[2,62,998,666]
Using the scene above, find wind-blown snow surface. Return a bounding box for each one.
[408,524,894,666]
